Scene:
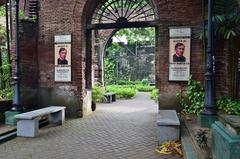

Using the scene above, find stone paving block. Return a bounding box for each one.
[0,93,182,159]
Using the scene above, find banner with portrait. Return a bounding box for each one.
[54,35,72,82]
[169,38,191,81]
[54,44,71,65]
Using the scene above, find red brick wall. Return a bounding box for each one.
[15,0,233,116]
[20,22,38,87]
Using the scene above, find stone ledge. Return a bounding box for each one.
[157,110,180,145]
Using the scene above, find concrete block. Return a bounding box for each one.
[157,110,180,145]
[17,119,39,137]
[49,110,65,125]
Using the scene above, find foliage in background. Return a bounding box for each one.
[116,80,141,85]
[136,85,155,92]
[0,87,13,100]
[104,58,117,85]
[115,79,153,86]
[0,7,12,99]
[216,97,240,115]
[141,79,149,85]
[116,27,155,45]
[104,27,155,83]
[213,0,240,39]
[92,86,106,103]
[0,6,5,16]
[105,42,124,85]
[0,6,37,22]
[0,48,11,88]
[106,85,136,99]
[150,88,159,102]
[176,75,204,114]
[0,25,6,45]
[198,0,240,40]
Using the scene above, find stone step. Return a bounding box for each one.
[157,110,180,145]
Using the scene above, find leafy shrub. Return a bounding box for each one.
[106,85,136,99]
[92,86,106,103]
[104,58,117,85]
[116,80,142,85]
[0,87,13,100]
[134,80,142,85]
[176,75,204,114]
[136,85,155,92]
[150,89,159,102]
[141,79,149,85]
[176,75,240,115]
[217,97,240,115]
[116,80,135,85]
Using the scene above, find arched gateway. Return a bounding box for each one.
[85,0,157,87]
[18,0,206,117]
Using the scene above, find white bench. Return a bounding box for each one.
[157,110,180,145]
[15,106,66,137]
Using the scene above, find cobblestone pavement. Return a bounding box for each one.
[0,92,182,159]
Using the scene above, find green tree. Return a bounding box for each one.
[104,27,155,83]
[199,0,240,39]
[213,0,240,39]
[116,27,155,45]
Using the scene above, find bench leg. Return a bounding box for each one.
[49,110,65,125]
[17,119,39,137]
[105,95,110,103]
[112,94,116,102]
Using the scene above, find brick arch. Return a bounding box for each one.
[81,0,160,88]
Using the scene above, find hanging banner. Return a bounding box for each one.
[169,28,191,81]
[54,35,71,82]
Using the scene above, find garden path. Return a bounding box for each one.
[0,92,182,159]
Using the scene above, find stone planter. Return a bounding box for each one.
[202,112,240,159]
[212,115,240,159]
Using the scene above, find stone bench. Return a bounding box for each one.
[157,110,180,145]
[104,92,116,103]
[15,106,66,137]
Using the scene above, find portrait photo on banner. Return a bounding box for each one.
[169,38,190,63]
[54,43,71,66]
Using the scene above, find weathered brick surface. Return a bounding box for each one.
[15,0,235,116]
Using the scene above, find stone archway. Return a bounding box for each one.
[83,0,159,87]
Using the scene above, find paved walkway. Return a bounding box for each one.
[0,92,182,159]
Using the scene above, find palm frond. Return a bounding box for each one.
[199,0,240,39]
